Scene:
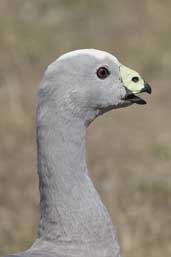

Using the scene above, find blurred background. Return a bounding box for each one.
[0,0,171,256]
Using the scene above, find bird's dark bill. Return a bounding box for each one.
[125,94,146,105]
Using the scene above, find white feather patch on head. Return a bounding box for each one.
[57,49,120,65]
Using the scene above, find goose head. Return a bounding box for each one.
[40,49,151,126]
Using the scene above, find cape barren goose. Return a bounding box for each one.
[5,49,151,257]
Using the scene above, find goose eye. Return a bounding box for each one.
[132,76,139,83]
[97,67,110,79]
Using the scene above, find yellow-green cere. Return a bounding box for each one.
[120,65,145,94]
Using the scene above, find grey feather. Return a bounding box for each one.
[4,49,130,257]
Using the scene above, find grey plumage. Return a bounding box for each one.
[4,49,150,257]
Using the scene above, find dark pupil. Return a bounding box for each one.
[132,76,139,83]
[97,67,109,79]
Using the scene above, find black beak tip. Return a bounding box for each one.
[141,82,152,94]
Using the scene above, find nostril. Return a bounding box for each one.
[132,76,139,83]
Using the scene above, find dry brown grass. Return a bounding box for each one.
[0,1,171,256]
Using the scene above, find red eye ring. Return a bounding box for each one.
[97,67,110,79]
